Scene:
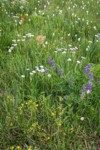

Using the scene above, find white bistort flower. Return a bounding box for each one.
[76,60,81,64]
[21,75,25,78]
[80,117,84,121]
[48,74,51,78]
[32,70,36,74]
[67,58,72,62]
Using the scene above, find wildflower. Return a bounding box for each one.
[84,64,91,73]
[44,5,47,10]
[55,51,58,53]
[62,51,66,54]
[52,33,55,36]
[43,69,48,74]
[35,104,38,107]
[75,34,77,37]
[80,117,84,121]
[47,56,55,65]
[78,38,81,41]
[17,39,20,42]
[48,74,51,78]
[40,68,45,73]
[16,146,22,150]
[47,136,50,140]
[93,26,97,30]
[36,35,46,42]
[82,18,84,21]
[21,75,25,78]
[68,44,72,47]
[69,128,74,131]
[87,81,93,91]
[88,41,92,43]
[26,33,34,38]
[26,68,30,71]
[21,0,27,3]
[87,90,91,94]
[21,39,25,42]
[68,33,70,36]
[76,60,81,64]
[32,70,36,74]
[35,66,39,70]
[45,41,48,45]
[67,58,72,61]
[19,21,22,25]
[82,85,87,92]
[8,49,12,53]
[23,35,26,38]
[51,112,55,116]
[58,69,64,75]
[81,56,86,60]
[47,56,56,69]
[88,72,94,80]
[12,40,16,43]
[25,13,28,16]
[27,146,32,150]
[86,47,89,51]
[9,146,15,150]
[58,123,62,126]
[30,72,33,76]
[21,17,24,22]
[40,65,44,69]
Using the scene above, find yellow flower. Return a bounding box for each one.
[10,122,13,127]
[24,13,28,16]
[8,146,14,150]
[69,128,74,132]
[35,104,38,107]
[16,146,22,150]
[51,112,55,116]
[47,136,50,140]
[27,146,32,150]
[15,116,18,121]
[58,123,62,126]
[32,122,38,127]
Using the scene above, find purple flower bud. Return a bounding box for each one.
[44,69,48,74]
[87,81,93,91]
[47,56,55,66]
[82,85,87,92]
[88,72,94,80]
[47,56,52,64]
[52,64,56,70]
[47,56,56,69]
[84,64,92,73]
[58,69,64,75]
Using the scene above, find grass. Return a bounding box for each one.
[0,0,100,149]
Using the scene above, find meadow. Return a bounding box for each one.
[0,0,100,149]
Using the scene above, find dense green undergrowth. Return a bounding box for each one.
[0,0,100,149]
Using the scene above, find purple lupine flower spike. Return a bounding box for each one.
[47,56,56,69]
[87,81,93,91]
[84,64,92,73]
[88,72,94,80]
[82,85,87,92]
[58,69,64,75]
